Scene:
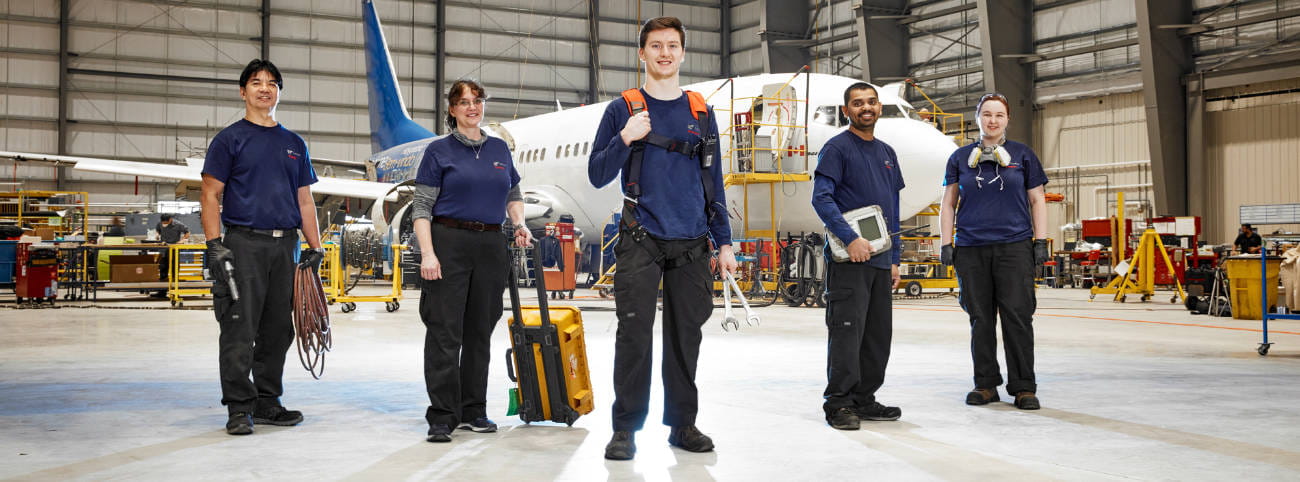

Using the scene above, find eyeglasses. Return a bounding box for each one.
[977,93,1008,111]
[455,98,486,108]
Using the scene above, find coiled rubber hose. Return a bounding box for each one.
[293,266,332,379]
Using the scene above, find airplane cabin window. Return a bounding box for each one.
[555,146,561,158]
[565,145,571,157]
[583,142,589,155]
[813,105,840,127]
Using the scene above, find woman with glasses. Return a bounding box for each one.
[938,93,1049,410]
[411,79,534,442]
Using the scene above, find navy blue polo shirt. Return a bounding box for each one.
[415,135,520,225]
[812,130,905,268]
[588,89,731,246]
[202,119,317,230]
[943,140,1048,247]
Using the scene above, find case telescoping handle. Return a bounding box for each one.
[528,239,553,329]
[507,244,527,334]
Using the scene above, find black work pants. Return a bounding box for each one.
[822,261,893,415]
[954,239,1037,394]
[419,223,509,428]
[158,248,170,282]
[611,234,712,432]
[214,228,298,415]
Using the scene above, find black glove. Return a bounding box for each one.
[940,244,954,266]
[206,238,235,283]
[299,248,324,272]
[1033,239,1049,266]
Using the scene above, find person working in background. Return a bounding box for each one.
[1235,224,1262,254]
[153,214,191,298]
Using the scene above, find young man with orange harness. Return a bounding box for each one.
[588,16,737,461]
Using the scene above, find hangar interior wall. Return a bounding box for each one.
[1204,78,1300,244]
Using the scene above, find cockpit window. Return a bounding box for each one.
[882,105,907,118]
[813,105,840,127]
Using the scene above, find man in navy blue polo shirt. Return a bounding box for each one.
[811,82,905,431]
[589,16,737,461]
[200,59,323,435]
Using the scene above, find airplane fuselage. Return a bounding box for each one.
[367,73,957,244]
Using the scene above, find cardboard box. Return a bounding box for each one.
[34,227,55,240]
[109,254,160,283]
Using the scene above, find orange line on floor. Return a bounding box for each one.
[892,306,1300,335]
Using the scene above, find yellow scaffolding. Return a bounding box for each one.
[0,190,89,237]
[906,80,966,143]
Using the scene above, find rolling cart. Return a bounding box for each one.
[1258,234,1300,356]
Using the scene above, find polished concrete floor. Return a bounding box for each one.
[2,285,1299,481]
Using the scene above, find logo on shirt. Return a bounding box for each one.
[493,161,505,170]
[687,123,699,136]
[883,158,893,169]
[286,148,300,160]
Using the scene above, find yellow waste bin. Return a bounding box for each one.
[1224,255,1281,320]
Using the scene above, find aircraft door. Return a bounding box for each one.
[755,83,799,174]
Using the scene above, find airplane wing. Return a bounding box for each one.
[0,150,399,202]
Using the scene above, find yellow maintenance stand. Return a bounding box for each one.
[320,243,407,313]
[1088,193,1186,303]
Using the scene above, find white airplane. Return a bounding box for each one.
[1,0,957,259]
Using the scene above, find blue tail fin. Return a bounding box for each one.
[363,0,434,152]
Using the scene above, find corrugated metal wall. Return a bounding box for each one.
[1033,91,1152,245]
[1204,79,1300,244]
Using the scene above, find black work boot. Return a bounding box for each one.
[855,401,902,421]
[667,425,714,453]
[252,406,303,426]
[427,424,452,443]
[226,412,253,435]
[604,431,636,460]
[827,407,860,430]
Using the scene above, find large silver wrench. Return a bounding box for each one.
[721,273,740,332]
[724,271,761,327]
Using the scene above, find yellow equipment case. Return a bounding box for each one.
[505,242,594,425]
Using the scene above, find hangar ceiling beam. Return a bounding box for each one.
[1136,0,1192,216]
[758,0,809,73]
[976,0,1035,143]
[853,0,909,84]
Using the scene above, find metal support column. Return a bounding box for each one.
[434,0,447,134]
[1136,0,1192,216]
[854,1,909,84]
[976,0,1034,143]
[721,0,733,78]
[1186,76,1205,223]
[260,0,271,60]
[57,0,70,190]
[587,0,600,104]
[759,0,810,73]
